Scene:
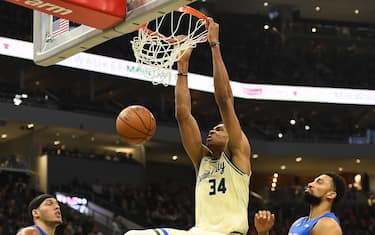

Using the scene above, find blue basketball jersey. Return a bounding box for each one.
[33,225,47,235]
[288,212,340,235]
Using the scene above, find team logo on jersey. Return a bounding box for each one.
[198,161,225,182]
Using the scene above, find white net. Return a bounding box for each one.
[131,6,208,86]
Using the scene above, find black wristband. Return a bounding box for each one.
[177,72,188,76]
[209,41,220,47]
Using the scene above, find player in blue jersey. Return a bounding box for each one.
[255,172,346,235]
[17,194,63,235]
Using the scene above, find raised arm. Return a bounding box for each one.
[207,18,251,175]
[254,210,275,235]
[175,44,205,173]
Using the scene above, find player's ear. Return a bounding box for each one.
[32,209,40,218]
[326,191,337,200]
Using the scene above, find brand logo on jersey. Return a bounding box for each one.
[198,161,225,182]
[16,0,73,16]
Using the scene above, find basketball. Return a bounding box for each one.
[116,105,156,144]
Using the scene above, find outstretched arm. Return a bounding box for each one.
[208,18,251,175]
[175,41,205,173]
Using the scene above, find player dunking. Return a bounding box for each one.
[125,17,251,235]
[17,194,63,235]
[255,172,346,235]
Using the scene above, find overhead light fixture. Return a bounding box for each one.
[172,155,178,161]
[264,24,270,30]
[280,165,286,170]
[278,132,283,138]
[252,154,259,159]
[264,2,269,7]
[290,119,296,125]
[315,6,320,12]
[13,96,22,105]
[53,140,61,145]
[354,9,360,15]
[27,123,34,129]
[273,173,279,178]
[305,125,310,130]
[311,27,317,33]
[355,158,361,164]
[1,134,7,139]
[338,167,343,172]
[296,157,303,162]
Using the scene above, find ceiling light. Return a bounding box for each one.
[264,24,270,30]
[278,132,283,138]
[272,178,277,183]
[27,123,34,129]
[311,27,317,33]
[296,157,303,162]
[354,174,361,182]
[315,6,320,12]
[355,158,361,164]
[91,136,95,141]
[53,140,61,145]
[1,134,7,139]
[263,2,269,7]
[338,167,343,172]
[271,182,276,187]
[273,173,279,178]
[172,155,178,161]
[280,165,286,170]
[13,97,22,106]
[354,9,360,15]
[290,119,296,125]
[305,125,310,130]
[252,154,259,159]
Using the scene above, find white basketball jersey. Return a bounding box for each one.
[195,152,250,235]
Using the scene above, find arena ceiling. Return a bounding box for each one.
[214,0,375,24]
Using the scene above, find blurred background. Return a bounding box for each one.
[0,0,374,234]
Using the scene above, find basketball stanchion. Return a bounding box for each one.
[131,6,209,86]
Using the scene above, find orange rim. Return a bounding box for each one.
[139,6,208,43]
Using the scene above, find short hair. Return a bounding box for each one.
[323,172,347,204]
[28,194,54,219]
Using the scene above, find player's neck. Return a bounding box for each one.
[308,203,332,220]
[35,221,57,235]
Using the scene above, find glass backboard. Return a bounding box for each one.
[33,0,198,66]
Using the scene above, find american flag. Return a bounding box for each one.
[52,18,69,38]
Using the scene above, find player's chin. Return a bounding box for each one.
[53,217,63,224]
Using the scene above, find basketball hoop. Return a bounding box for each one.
[131,6,208,86]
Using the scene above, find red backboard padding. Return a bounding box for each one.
[6,0,126,29]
